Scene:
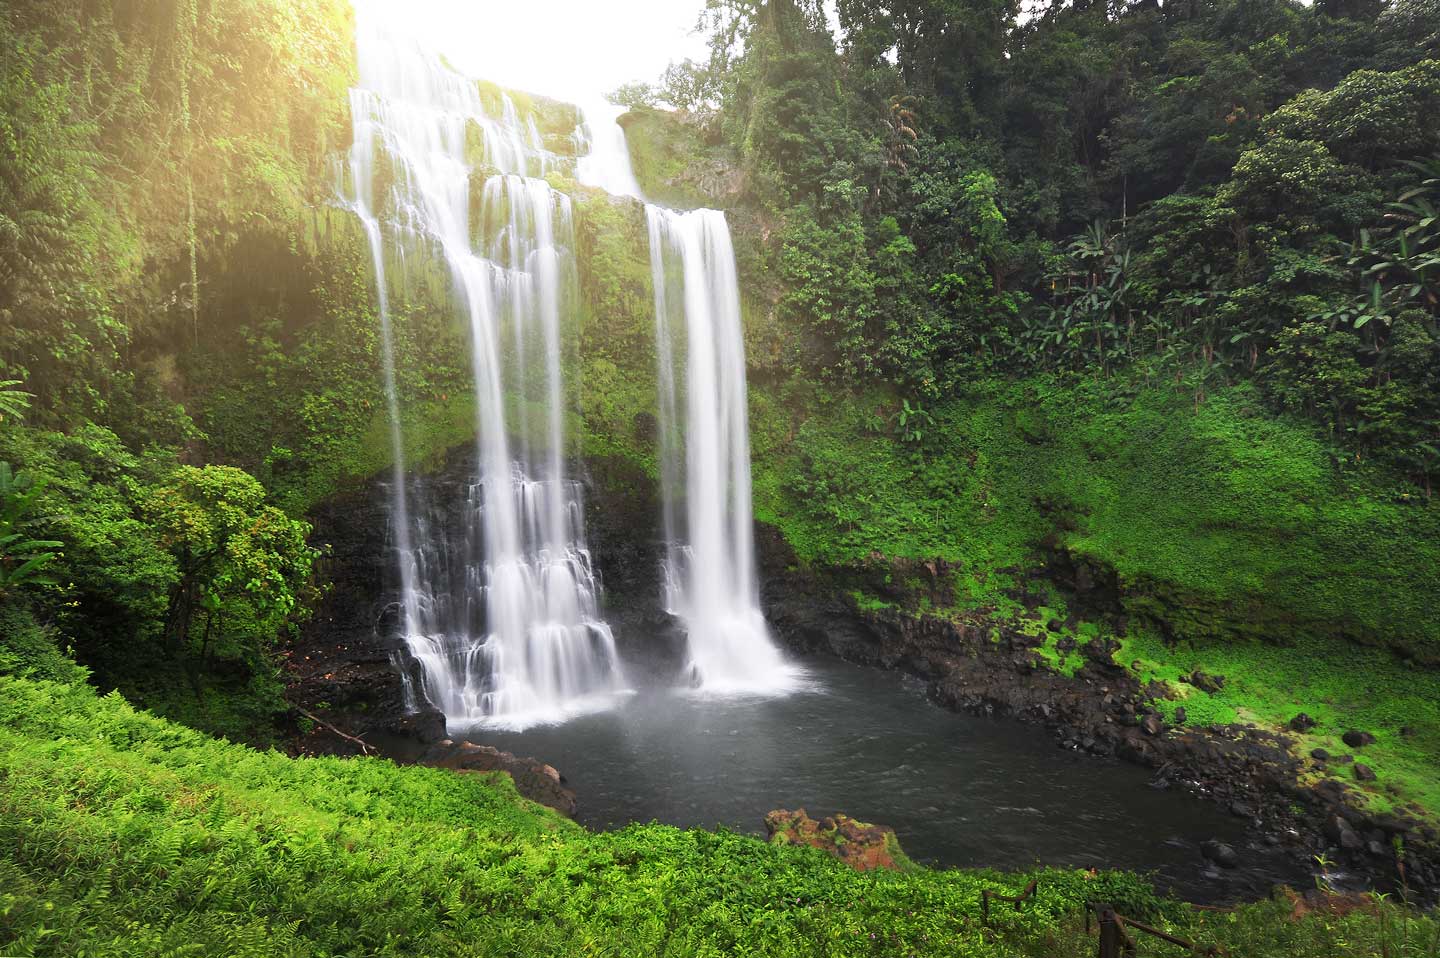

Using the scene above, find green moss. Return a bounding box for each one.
[1120,628,1440,819]
[572,188,663,473]
[748,375,1440,659]
[621,108,742,211]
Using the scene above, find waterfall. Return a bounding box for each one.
[574,102,796,693]
[575,100,644,200]
[346,0,625,729]
[646,208,798,693]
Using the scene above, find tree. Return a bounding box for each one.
[607,82,658,111]
[143,466,315,664]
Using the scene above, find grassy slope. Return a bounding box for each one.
[751,376,1440,653]
[3,674,1437,958]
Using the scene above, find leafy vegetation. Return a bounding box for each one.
[751,376,1440,657]
[684,0,1438,489]
[5,673,1440,958]
[0,462,61,599]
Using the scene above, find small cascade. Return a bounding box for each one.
[646,208,798,693]
[575,100,644,200]
[346,0,625,729]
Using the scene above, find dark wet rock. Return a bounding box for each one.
[1201,840,1239,869]
[1230,801,1255,820]
[1141,713,1164,737]
[1311,748,1331,761]
[1325,815,1354,844]
[1289,713,1318,732]
[764,808,906,872]
[391,708,447,744]
[632,410,658,443]
[1343,730,1377,748]
[286,479,442,753]
[1173,706,1187,725]
[419,740,577,815]
[1354,763,1377,782]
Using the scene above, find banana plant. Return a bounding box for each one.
[1346,157,1440,320]
[0,381,34,422]
[893,398,934,445]
[0,462,62,598]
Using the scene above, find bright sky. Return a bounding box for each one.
[415,0,714,102]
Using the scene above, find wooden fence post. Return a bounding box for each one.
[1094,903,1135,958]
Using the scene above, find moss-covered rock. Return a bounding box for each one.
[764,808,914,872]
[621,107,745,210]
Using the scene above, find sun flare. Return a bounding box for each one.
[358,0,709,102]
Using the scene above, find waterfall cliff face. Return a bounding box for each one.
[345,0,625,730]
[344,2,794,728]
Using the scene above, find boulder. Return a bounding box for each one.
[1343,730,1377,748]
[419,740,577,815]
[1141,713,1164,737]
[1289,713,1318,732]
[1201,840,1239,869]
[1354,763,1377,782]
[1323,815,1366,852]
[1187,670,1225,693]
[764,809,908,872]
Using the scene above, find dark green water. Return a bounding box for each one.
[468,654,1310,902]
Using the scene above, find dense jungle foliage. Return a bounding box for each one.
[3,0,1440,953]
[629,0,1440,491]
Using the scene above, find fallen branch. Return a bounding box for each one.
[296,706,375,756]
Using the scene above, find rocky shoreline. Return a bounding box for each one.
[755,524,1440,903]
[285,452,1438,903]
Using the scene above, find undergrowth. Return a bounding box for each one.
[2,675,1438,957]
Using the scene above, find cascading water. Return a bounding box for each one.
[575,102,797,693]
[346,0,625,729]
[646,209,797,692]
[575,100,645,200]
